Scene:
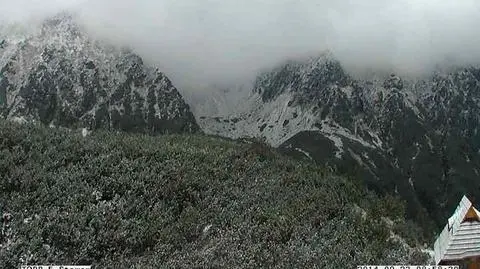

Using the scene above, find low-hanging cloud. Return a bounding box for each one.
[2,0,480,90]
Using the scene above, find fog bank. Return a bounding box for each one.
[2,0,480,90]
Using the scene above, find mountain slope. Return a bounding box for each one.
[0,14,198,134]
[0,119,428,268]
[198,53,480,229]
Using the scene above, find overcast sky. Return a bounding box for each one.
[1,0,480,89]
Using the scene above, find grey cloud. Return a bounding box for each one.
[2,0,480,90]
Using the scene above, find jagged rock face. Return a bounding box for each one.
[254,55,350,103]
[0,15,199,134]
[198,53,480,229]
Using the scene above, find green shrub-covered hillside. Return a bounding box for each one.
[0,120,428,268]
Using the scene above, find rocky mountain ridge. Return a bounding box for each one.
[0,14,199,134]
[198,52,480,229]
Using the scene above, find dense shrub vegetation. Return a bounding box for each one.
[0,120,428,268]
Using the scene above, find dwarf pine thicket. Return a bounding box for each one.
[0,120,428,268]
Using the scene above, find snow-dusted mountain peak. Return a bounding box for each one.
[197,52,480,227]
[0,13,199,134]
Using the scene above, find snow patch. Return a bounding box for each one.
[203,224,213,234]
[408,177,415,189]
[295,147,312,160]
[81,128,91,137]
[10,116,27,124]
[348,149,364,166]
[315,119,383,159]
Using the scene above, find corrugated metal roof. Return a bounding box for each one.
[434,196,480,264]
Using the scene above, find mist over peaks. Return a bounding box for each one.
[2,0,480,91]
